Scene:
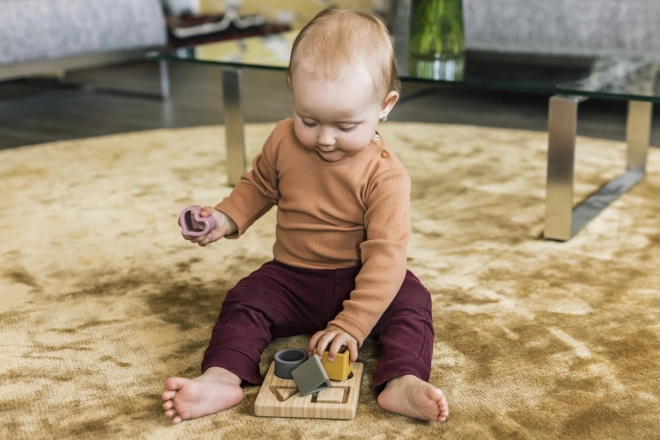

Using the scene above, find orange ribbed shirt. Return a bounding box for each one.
[215,119,411,344]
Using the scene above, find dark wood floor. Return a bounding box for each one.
[1,60,659,150]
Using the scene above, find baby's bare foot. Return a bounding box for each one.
[161,367,243,424]
[377,375,449,422]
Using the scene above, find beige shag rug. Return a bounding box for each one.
[1,122,659,439]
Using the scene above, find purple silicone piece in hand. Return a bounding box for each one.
[179,205,217,237]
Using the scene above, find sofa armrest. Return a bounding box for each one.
[463,0,660,57]
[0,0,167,65]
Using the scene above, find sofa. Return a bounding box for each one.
[462,0,660,57]
[0,0,167,82]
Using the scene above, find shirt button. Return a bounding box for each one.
[381,151,389,158]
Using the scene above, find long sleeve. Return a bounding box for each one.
[328,168,411,344]
[215,128,280,237]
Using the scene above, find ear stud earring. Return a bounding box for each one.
[381,116,388,122]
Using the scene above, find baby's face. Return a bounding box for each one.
[291,66,385,162]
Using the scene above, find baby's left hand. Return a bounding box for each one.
[309,325,358,364]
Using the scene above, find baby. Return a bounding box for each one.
[162,8,449,424]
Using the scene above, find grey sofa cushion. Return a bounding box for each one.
[463,0,660,57]
[0,0,166,65]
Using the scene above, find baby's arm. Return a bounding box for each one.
[180,124,282,246]
[212,127,281,237]
[318,168,411,360]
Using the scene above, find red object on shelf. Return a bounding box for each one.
[166,13,291,48]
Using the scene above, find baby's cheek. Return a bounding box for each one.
[293,124,311,145]
[351,133,375,152]
[294,131,314,150]
[301,136,317,150]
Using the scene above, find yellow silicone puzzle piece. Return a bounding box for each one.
[314,346,354,381]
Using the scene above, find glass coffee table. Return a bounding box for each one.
[148,31,659,241]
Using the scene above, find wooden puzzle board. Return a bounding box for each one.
[254,361,364,419]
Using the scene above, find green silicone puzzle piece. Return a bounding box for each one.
[291,355,332,397]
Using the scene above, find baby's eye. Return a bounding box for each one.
[339,125,356,132]
[302,120,316,127]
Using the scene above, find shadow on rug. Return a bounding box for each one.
[1,122,659,439]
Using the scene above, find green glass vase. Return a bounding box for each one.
[408,0,465,59]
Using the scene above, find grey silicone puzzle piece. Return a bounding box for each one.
[290,355,332,397]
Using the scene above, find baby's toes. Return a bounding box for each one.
[163,400,174,411]
[164,409,177,418]
[162,390,176,401]
[438,400,449,421]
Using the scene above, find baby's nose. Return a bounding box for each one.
[317,129,335,146]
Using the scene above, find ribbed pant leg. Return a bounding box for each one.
[369,270,434,395]
[201,261,341,386]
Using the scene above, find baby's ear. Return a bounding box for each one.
[380,91,399,115]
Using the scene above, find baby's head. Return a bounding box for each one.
[287,9,399,100]
[287,9,400,162]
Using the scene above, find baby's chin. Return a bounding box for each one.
[315,150,347,162]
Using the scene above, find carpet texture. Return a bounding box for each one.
[1,122,659,439]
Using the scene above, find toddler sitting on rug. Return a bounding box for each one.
[162,9,448,424]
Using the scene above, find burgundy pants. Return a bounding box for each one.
[201,260,434,395]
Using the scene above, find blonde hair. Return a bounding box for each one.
[287,9,400,98]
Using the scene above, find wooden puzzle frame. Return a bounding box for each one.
[254,361,364,419]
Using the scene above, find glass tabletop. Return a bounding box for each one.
[148,30,660,103]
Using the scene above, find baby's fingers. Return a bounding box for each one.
[308,330,325,356]
[200,206,215,217]
[346,339,358,364]
[195,229,223,247]
[182,232,205,243]
[314,332,336,359]
[329,337,352,362]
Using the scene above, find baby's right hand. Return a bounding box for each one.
[179,206,237,247]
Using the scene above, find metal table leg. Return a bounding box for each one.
[544,96,653,241]
[626,101,653,172]
[222,68,247,186]
[159,60,170,100]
